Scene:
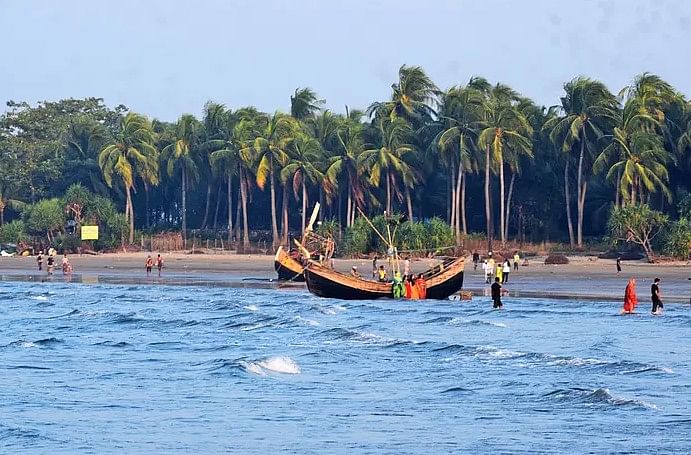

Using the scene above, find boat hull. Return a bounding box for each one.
[274,246,305,282]
[305,258,464,300]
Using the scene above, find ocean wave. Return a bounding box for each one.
[200,356,301,376]
[94,341,131,348]
[244,304,259,312]
[543,387,659,410]
[3,337,63,349]
[293,316,320,326]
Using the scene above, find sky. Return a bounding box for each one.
[1,0,690,121]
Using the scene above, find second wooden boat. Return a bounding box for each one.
[274,246,305,282]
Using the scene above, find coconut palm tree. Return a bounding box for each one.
[199,102,228,229]
[477,92,533,248]
[247,112,297,248]
[434,85,484,239]
[547,77,618,247]
[359,117,417,215]
[594,97,671,205]
[367,65,438,125]
[98,112,158,244]
[290,88,324,121]
[162,114,202,244]
[325,120,367,227]
[281,133,324,236]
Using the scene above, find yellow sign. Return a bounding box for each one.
[81,225,99,240]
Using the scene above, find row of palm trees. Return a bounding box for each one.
[95,66,691,249]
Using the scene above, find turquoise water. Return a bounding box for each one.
[1,280,690,453]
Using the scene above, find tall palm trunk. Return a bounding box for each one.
[461,171,467,235]
[226,173,233,244]
[564,161,575,246]
[484,144,492,251]
[144,183,150,229]
[576,129,586,247]
[405,186,413,222]
[125,185,134,244]
[213,182,222,229]
[201,183,212,229]
[455,160,463,241]
[615,169,622,208]
[301,180,308,236]
[240,169,250,248]
[281,183,289,246]
[181,166,187,245]
[499,160,506,247]
[504,172,516,242]
[346,192,352,228]
[269,162,279,248]
[450,163,456,230]
[386,170,392,214]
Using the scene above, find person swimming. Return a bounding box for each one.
[622,278,638,314]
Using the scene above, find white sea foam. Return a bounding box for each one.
[31,296,48,301]
[257,356,301,374]
[241,361,267,376]
[294,316,320,326]
[20,341,37,348]
[244,305,258,312]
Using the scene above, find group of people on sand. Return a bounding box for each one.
[623,277,666,315]
[478,251,521,284]
[36,248,72,275]
[145,254,164,275]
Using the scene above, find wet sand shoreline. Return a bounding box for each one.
[2,253,690,303]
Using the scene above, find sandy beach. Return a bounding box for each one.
[2,252,690,303]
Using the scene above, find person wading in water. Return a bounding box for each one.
[622,278,638,314]
[651,278,663,315]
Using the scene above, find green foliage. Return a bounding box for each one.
[677,194,691,219]
[341,216,454,256]
[315,219,341,239]
[608,204,668,261]
[342,217,372,255]
[0,220,29,244]
[663,218,691,260]
[23,198,65,240]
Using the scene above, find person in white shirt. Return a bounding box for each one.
[483,259,491,284]
[502,259,511,283]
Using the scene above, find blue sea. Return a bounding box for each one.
[1,279,690,453]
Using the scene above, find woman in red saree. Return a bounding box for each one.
[415,274,427,300]
[623,278,638,314]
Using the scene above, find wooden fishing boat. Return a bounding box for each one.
[304,256,464,300]
[274,246,305,282]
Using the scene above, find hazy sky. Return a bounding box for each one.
[1,0,690,121]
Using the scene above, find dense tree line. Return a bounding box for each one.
[1,66,690,253]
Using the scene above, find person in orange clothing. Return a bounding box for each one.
[408,275,420,300]
[622,278,638,314]
[404,275,413,299]
[415,274,427,300]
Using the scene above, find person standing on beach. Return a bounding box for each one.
[156,254,164,275]
[372,256,378,279]
[403,256,411,276]
[37,251,43,271]
[145,255,153,275]
[651,278,663,314]
[513,251,520,271]
[487,257,495,283]
[483,259,491,284]
[496,261,503,284]
[472,251,480,270]
[491,277,503,309]
[616,256,622,274]
[622,278,638,314]
[502,259,511,283]
[46,253,55,275]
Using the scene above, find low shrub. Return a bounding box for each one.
[544,254,569,265]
